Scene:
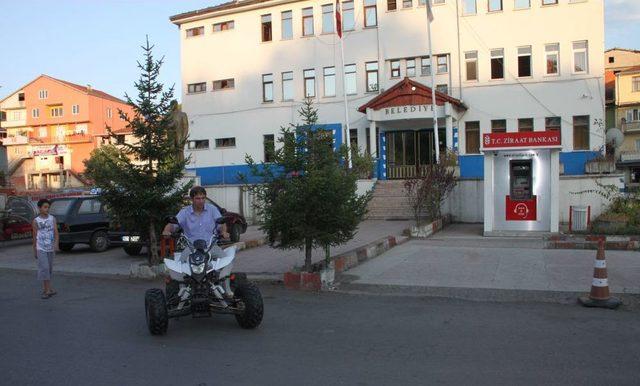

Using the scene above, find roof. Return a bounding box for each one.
[606,48,640,54]
[170,0,272,23]
[358,77,465,114]
[618,66,640,75]
[0,74,129,105]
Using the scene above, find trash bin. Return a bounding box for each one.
[570,206,589,232]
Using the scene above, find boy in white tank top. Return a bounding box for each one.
[32,199,59,299]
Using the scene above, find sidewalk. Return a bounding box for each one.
[342,224,640,302]
[0,220,412,278]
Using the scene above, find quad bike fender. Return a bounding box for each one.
[211,245,237,272]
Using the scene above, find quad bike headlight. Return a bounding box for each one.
[191,263,205,274]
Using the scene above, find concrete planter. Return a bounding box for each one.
[409,215,450,239]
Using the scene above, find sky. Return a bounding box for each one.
[0,0,638,102]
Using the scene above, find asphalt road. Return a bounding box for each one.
[1,269,639,386]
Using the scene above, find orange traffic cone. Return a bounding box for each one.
[579,239,621,309]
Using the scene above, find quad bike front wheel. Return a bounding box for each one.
[145,289,169,335]
[234,282,264,329]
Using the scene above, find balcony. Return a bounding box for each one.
[620,151,640,163]
[2,135,29,145]
[622,121,640,133]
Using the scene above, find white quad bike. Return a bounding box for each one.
[144,217,264,335]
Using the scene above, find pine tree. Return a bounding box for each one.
[244,99,371,272]
[84,37,191,265]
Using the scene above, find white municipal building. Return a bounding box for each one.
[171,0,615,234]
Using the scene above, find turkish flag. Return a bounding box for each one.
[336,0,342,38]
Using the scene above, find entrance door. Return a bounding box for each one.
[386,129,446,179]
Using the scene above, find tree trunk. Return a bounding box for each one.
[304,237,312,272]
[148,221,160,265]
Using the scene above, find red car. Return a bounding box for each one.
[0,215,33,241]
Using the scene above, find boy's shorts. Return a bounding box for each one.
[36,250,54,281]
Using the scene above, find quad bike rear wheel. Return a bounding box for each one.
[145,289,168,335]
[233,281,264,329]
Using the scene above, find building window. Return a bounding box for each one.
[390,60,401,78]
[106,108,112,119]
[465,51,478,81]
[187,140,209,150]
[264,134,275,162]
[545,117,561,131]
[489,0,502,12]
[186,26,204,37]
[632,76,640,92]
[573,115,589,150]
[12,111,21,121]
[518,118,534,132]
[463,0,476,14]
[366,62,379,92]
[32,108,40,119]
[349,128,358,148]
[406,59,416,77]
[213,78,235,91]
[50,106,63,117]
[0,111,5,122]
[518,46,532,77]
[39,127,47,138]
[608,56,615,64]
[542,0,558,4]
[401,0,412,8]
[262,74,274,102]
[387,0,397,11]
[465,121,480,154]
[514,0,530,9]
[302,7,314,36]
[573,40,588,73]
[213,20,234,32]
[364,0,378,27]
[324,67,336,97]
[491,48,504,79]
[281,11,293,39]
[38,89,48,99]
[322,4,334,34]
[216,138,236,148]
[342,1,355,31]
[437,55,448,74]
[627,109,640,122]
[304,69,316,98]
[282,72,294,101]
[436,84,448,95]
[18,93,25,101]
[187,82,206,94]
[545,43,560,75]
[421,57,431,76]
[491,119,507,133]
[345,64,357,95]
[261,14,272,42]
[72,105,79,115]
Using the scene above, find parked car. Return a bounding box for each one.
[0,214,33,241]
[116,197,248,256]
[49,196,121,252]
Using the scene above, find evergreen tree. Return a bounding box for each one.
[84,37,191,265]
[244,99,371,272]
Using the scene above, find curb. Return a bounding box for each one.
[545,234,640,251]
[284,234,411,291]
[406,215,452,239]
[334,282,640,309]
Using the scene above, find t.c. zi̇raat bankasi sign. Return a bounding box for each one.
[482,131,561,150]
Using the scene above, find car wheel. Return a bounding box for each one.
[90,231,109,252]
[123,244,143,256]
[230,223,241,243]
[59,243,74,252]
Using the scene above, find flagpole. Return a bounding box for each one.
[337,1,352,168]
[426,1,440,164]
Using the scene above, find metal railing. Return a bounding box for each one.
[622,121,640,133]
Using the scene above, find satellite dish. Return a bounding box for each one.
[606,128,624,149]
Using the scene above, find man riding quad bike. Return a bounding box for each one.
[143,186,263,335]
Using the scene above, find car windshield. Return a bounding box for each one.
[49,199,74,216]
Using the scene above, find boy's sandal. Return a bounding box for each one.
[41,292,50,299]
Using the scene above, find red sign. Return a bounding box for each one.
[506,196,537,221]
[483,131,561,150]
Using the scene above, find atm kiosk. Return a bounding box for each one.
[482,131,562,235]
